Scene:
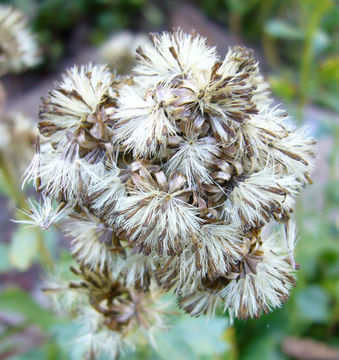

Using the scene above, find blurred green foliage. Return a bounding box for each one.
[0,0,338,359]
[199,0,339,115]
[1,0,163,67]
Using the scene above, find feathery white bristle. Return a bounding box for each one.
[223,168,298,227]
[219,228,296,320]
[157,223,242,292]
[41,64,112,134]
[89,163,125,220]
[166,135,218,188]
[281,220,299,269]
[134,30,218,87]
[66,213,116,271]
[270,127,315,184]
[113,83,177,157]
[117,184,202,254]
[14,197,70,231]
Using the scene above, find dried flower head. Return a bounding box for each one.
[44,264,169,359]
[24,29,315,358]
[0,5,40,75]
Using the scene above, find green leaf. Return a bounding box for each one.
[153,315,228,360]
[0,287,58,330]
[0,171,13,197]
[156,329,198,360]
[9,225,38,271]
[268,75,296,102]
[242,334,284,360]
[10,341,67,360]
[296,285,331,323]
[174,316,228,356]
[0,242,12,272]
[319,56,339,82]
[264,19,303,40]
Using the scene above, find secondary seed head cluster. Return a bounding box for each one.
[0,5,40,75]
[23,30,314,357]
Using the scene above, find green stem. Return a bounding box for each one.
[298,1,331,122]
[0,150,54,270]
[298,12,317,121]
[0,151,27,208]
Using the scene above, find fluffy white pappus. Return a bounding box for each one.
[220,46,270,104]
[14,197,71,231]
[0,5,40,74]
[71,288,170,359]
[178,290,222,318]
[116,253,155,290]
[157,223,242,292]
[269,127,315,185]
[88,163,125,220]
[219,229,296,320]
[166,135,218,188]
[281,220,299,269]
[194,223,243,276]
[116,183,202,255]
[33,143,106,200]
[22,139,42,190]
[113,83,177,157]
[65,213,117,271]
[235,105,289,163]
[223,168,298,228]
[40,63,112,132]
[187,46,271,136]
[133,30,218,87]
[71,306,130,360]
[43,273,84,316]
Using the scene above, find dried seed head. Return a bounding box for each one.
[0,5,40,75]
[219,227,297,320]
[44,265,170,359]
[39,64,113,144]
[133,30,218,86]
[116,166,201,255]
[178,224,297,320]
[23,30,315,342]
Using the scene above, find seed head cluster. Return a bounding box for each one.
[23,30,315,357]
[0,5,40,75]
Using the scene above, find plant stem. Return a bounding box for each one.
[298,0,331,122]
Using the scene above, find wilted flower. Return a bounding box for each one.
[0,5,40,75]
[23,29,315,358]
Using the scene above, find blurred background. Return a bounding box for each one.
[0,0,338,359]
